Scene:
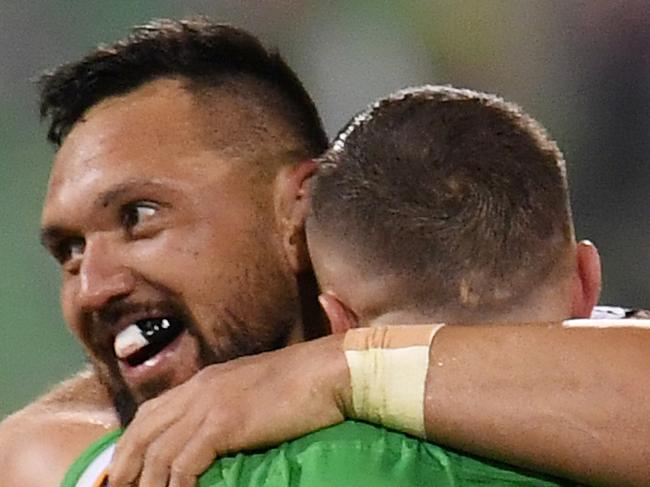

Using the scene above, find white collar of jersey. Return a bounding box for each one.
[74,443,114,487]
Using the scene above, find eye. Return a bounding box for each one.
[121,202,158,231]
[53,237,85,266]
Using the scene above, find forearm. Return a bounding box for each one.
[422,323,650,486]
[105,318,649,486]
[339,321,650,486]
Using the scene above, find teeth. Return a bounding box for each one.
[114,318,183,365]
[114,324,149,359]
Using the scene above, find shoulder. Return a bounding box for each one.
[38,366,116,409]
[0,369,118,487]
[0,405,115,487]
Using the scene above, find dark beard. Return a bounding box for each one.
[101,311,294,427]
[111,375,174,426]
[297,270,327,340]
[99,345,201,427]
[112,385,137,427]
[90,359,137,427]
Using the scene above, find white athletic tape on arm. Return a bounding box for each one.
[344,324,444,438]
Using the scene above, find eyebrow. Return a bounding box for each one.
[95,179,168,208]
[40,226,65,249]
[40,179,170,248]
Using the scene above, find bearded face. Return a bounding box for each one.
[41,79,306,425]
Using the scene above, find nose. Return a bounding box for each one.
[76,235,136,312]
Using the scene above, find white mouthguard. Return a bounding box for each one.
[114,324,150,359]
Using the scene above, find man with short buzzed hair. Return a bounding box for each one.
[307,85,594,326]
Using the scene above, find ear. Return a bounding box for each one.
[570,240,602,318]
[274,160,318,274]
[318,292,359,334]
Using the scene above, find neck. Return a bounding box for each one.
[362,284,574,327]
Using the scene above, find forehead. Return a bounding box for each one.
[43,79,264,220]
[50,78,251,182]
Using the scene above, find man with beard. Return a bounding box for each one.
[1,17,648,487]
[1,18,328,485]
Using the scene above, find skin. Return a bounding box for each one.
[0,370,117,486]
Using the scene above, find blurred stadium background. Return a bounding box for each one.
[2,1,649,417]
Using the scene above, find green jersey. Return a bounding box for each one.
[62,421,573,486]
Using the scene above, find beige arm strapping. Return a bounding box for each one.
[343,324,444,437]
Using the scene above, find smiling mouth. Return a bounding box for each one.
[114,318,185,367]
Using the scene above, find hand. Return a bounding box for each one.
[108,333,350,487]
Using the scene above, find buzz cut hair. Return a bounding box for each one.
[309,85,575,313]
[38,17,328,157]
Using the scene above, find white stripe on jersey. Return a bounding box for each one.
[75,443,114,487]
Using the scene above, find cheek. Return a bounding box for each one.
[128,210,291,309]
[60,276,82,338]
[126,224,248,302]
[128,228,209,277]
[59,281,107,362]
